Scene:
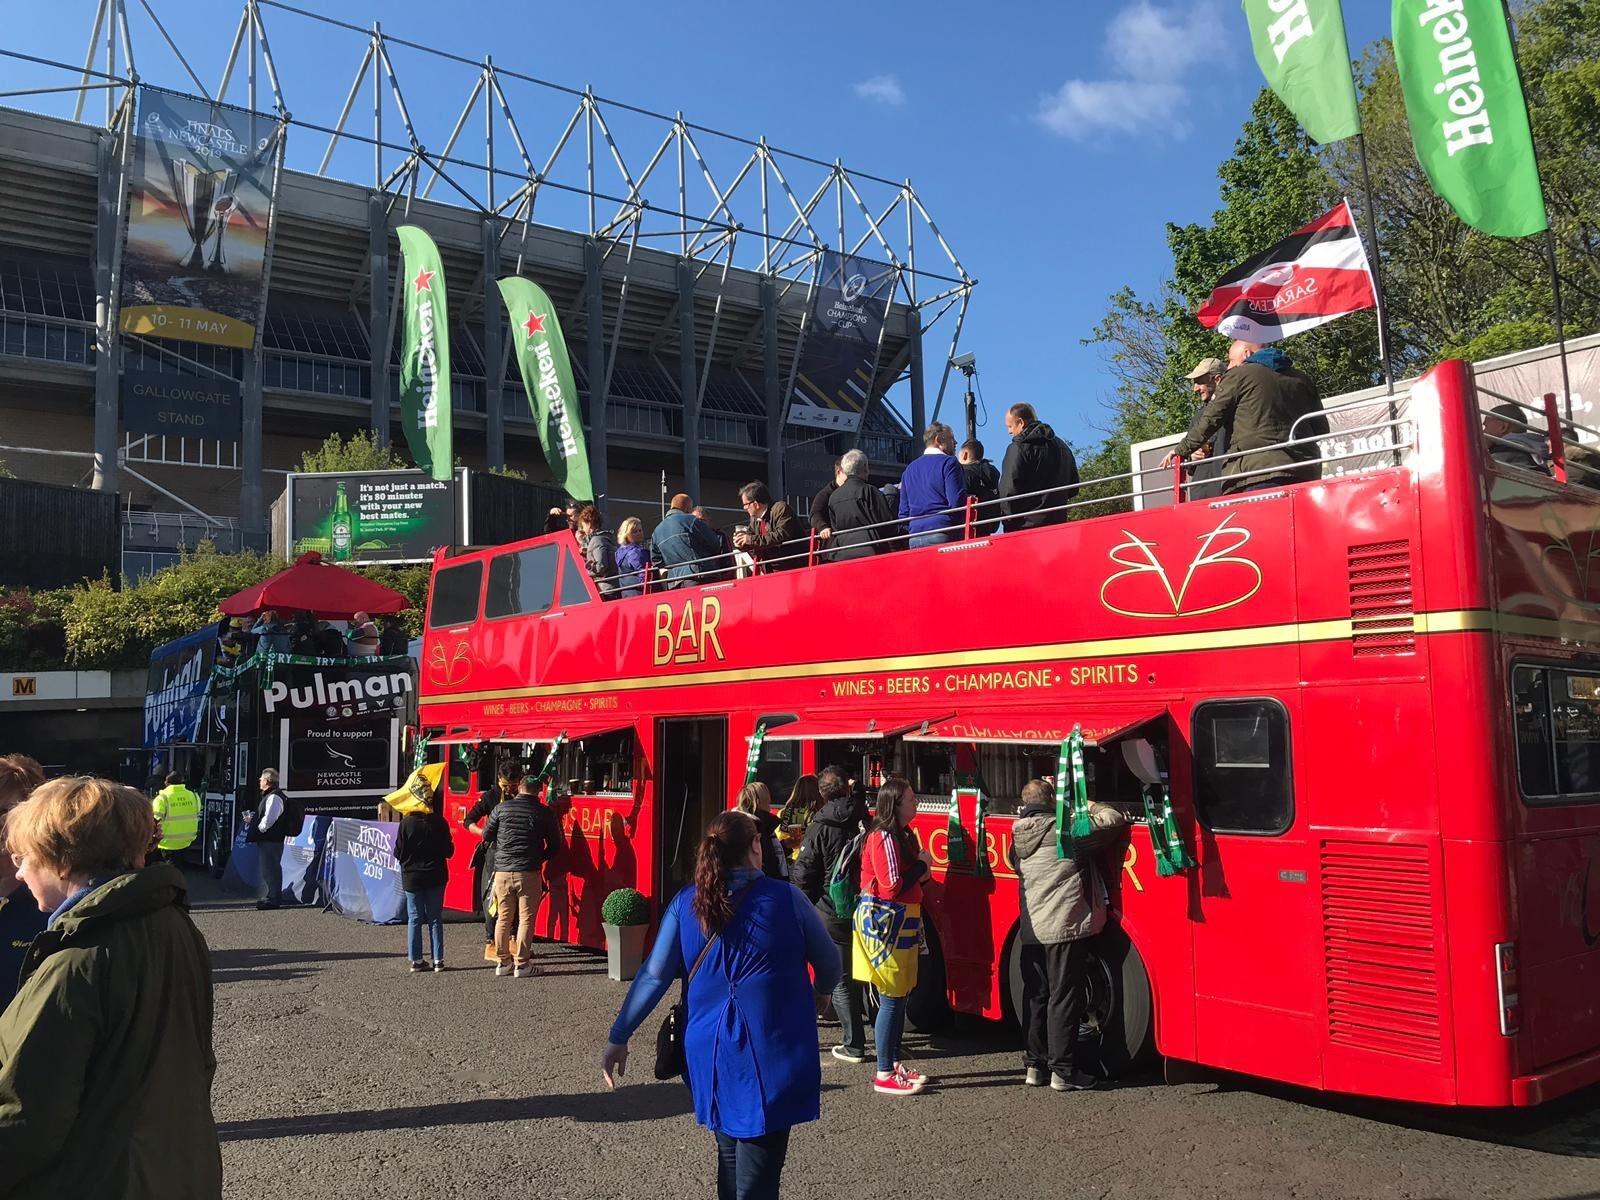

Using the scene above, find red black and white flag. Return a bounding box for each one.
[1197,200,1376,342]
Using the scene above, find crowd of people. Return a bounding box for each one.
[218,608,408,663]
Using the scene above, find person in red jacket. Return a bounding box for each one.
[854,776,933,1096]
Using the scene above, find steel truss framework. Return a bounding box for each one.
[0,0,977,533]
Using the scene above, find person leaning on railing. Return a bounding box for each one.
[650,494,724,590]
[733,481,803,571]
[1163,339,1327,495]
[999,403,1079,530]
[1482,404,1550,474]
[828,449,900,560]
[899,422,968,548]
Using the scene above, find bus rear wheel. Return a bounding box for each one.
[1004,921,1154,1078]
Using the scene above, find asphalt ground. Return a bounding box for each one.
[192,874,1600,1200]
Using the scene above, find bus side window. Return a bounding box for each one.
[1192,699,1293,835]
[1512,663,1600,801]
[559,551,593,607]
[428,561,483,628]
[448,744,473,796]
[485,545,559,619]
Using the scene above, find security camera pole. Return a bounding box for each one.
[952,353,978,445]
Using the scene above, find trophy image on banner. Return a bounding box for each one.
[172,160,242,273]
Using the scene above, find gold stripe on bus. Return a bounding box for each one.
[419,607,1600,709]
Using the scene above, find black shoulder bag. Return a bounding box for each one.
[652,888,752,1081]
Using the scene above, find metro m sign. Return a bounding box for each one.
[11,676,37,697]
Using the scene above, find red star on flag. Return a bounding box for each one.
[412,267,435,293]
[523,311,546,337]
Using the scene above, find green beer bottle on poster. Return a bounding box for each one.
[330,481,354,562]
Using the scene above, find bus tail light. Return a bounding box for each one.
[1494,942,1520,1036]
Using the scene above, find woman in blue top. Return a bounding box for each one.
[603,811,841,1200]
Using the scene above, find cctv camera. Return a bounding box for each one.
[951,352,977,371]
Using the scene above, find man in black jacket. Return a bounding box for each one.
[249,768,302,910]
[999,402,1080,530]
[959,439,1001,535]
[464,761,523,954]
[483,774,563,978]
[827,449,900,560]
[794,768,870,1063]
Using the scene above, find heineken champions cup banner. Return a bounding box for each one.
[790,251,897,434]
[1392,0,1547,238]
[497,277,593,501]
[120,88,283,349]
[1243,0,1361,144]
[396,226,453,482]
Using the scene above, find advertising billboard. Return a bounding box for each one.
[788,251,898,433]
[261,659,414,800]
[143,626,218,748]
[119,87,283,349]
[287,470,462,565]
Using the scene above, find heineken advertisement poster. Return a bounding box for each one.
[287,470,460,564]
[498,276,594,502]
[789,251,897,434]
[119,87,283,349]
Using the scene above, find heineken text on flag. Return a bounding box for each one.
[1197,200,1377,342]
[395,226,453,481]
[497,276,594,502]
[1391,0,1547,238]
[1242,0,1361,144]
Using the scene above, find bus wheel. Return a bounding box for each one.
[1003,922,1155,1079]
[205,833,227,880]
[906,921,953,1033]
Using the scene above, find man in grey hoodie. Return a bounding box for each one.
[1009,778,1128,1092]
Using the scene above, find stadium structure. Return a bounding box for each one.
[0,0,974,576]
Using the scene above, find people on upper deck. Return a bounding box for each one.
[543,507,569,534]
[899,422,967,548]
[347,611,380,657]
[1000,403,1080,529]
[693,506,737,578]
[576,504,619,600]
[1563,426,1600,489]
[828,449,899,561]
[1483,404,1550,474]
[733,482,803,572]
[651,494,724,590]
[959,438,1001,535]
[809,460,843,561]
[1166,339,1327,494]
[250,609,290,656]
[615,517,648,597]
[378,615,408,657]
[1181,356,1230,501]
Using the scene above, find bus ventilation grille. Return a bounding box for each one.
[1348,540,1415,656]
[1321,840,1443,1063]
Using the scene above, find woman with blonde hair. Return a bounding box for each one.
[615,516,648,597]
[734,781,787,880]
[0,775,220,1197]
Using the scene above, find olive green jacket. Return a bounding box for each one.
[1177,361,1327,490]
[0,865,221,1199]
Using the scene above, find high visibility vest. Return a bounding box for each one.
[153,785,201,851]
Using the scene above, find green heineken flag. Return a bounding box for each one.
[1242,0,1361,144]
[395,226,453,481]
[1392,0,1547,237]
[497,275,595,502]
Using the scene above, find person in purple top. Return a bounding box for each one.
[897,422,968,549]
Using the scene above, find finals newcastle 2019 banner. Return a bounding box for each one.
[789,251,898,434]
[119,88,283,349]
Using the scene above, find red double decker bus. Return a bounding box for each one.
[419,359,1600,1107]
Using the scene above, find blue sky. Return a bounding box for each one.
[9,0,1390,454]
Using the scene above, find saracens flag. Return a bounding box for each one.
[1197,200,1376,342]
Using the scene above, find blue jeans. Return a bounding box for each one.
[875,993,908,1073]
[713,1127,791,1200]
[833,975,866,1055]
[405,885,446,962]
[909,530,954,549]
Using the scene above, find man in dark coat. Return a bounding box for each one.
[650,493,724,589]
[793,768,870,1062]
[828,448,900,560]
[1179,356,1231,502]
[1167,340,1327,493]
[959,438,1001,535]
[999,402,1080,529]
[733,481,804,572]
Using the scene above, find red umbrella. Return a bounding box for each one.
[217,552,411,620]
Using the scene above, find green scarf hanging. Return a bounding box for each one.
[412,728,430,771]
[1054,739,1072,859]
[1067,726,1094,840]
[1140,782,1197,877]
[531,732,568,790]
[973,790,990,878]
[744,721,768,784]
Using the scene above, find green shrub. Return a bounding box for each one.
[0,588,67,670]
[298,429,406,474]
[600,888,650,926]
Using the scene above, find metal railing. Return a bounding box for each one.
[0,312,96,367]
[1477,388,1600,488]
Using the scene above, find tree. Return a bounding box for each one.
[299,430,405,474]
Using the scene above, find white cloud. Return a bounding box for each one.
[853,75,906,107]
[1036,1,1224,141]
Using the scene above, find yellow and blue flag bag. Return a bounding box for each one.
[384,761,444,815]
[852,894,921,999]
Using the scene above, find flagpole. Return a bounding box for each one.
[1353,135,1395,395]
[1500,0,1572,422]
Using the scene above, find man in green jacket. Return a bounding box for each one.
[1165,339,1328,494]
[0,776,221,1199]
[152,770,202,862]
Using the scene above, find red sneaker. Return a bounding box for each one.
[873,1070,925,1096]
[894,1063,927,1086]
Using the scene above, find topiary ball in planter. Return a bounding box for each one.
[601,887,650,927]
[601,888,650,981]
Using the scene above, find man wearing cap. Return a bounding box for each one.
[1180,356,1229,501]
[1163,339,1326,495]
[649,493,724,589]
